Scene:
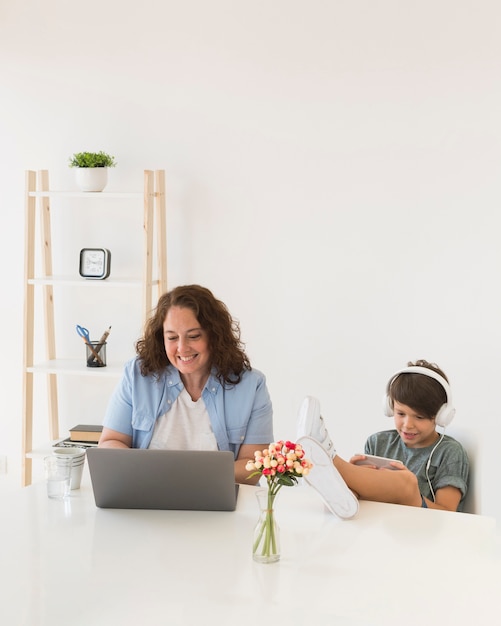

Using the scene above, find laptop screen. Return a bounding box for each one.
[87,448,239,511]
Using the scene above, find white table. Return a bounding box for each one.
[1,469,499,626]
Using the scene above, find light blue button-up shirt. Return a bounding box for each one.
[103,358,274,458]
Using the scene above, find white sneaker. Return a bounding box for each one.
[297,435,359,520]
[296,396,336,458]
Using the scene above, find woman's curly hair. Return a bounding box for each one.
[135,285,251,385]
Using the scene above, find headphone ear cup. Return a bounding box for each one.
[435,404,456,428]
[382,394,393,417]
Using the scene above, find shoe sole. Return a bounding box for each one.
[297,396,335,456]
[296,396,321,440]
[297,435,359,520]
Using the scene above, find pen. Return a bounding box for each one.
[87,325,111,366]
[94,326,111,355]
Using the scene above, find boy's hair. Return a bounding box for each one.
[389,359,449,420]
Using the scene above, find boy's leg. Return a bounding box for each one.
[333,455,422,506]
[297,396,422,508]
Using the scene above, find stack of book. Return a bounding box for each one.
[54,424,103,449]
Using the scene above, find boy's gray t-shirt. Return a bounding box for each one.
[364,430,469,511]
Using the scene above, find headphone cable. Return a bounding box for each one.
[425,431,445,502]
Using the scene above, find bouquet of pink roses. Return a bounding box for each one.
[246,440,313,495]
[246,440,313,563]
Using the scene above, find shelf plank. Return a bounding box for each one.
[27,359,124,377]
[26,443,70,459]
[28,276,149,287]
[28,190,143,198]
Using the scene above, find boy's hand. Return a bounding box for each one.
[349,454,405,470]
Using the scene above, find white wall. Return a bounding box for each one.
[1,1,500,520]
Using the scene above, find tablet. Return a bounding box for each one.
[354,454,403,470]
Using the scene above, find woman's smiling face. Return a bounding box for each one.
[163,306,211,379]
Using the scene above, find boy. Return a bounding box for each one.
[296,360,469,519]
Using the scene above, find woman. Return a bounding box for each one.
[100,285,273,484]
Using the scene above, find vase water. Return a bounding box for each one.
[252,488,280,563]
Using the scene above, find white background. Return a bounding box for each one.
[1,1,500,521]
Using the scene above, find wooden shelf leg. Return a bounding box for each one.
[22,171,36,486]
[155,169,167,296]
[142,170,155,323]
[39,170,59,441]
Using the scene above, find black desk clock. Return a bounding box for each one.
[79,248,111,279]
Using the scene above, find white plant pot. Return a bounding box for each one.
[74,167,108,192]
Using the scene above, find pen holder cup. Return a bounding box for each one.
[86,341,107,368]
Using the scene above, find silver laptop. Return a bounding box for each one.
[87,448,239,511]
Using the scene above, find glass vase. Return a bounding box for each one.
[252,488,280,563]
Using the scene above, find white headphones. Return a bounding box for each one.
[383,366,455,428]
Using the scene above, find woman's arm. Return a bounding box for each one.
[99,427,132,448]
[235,443,267,485]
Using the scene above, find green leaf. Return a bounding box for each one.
[68,151,117,168]
[277,475,297,487]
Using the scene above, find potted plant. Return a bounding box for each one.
[68,151,117,192]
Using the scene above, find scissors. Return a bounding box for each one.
[76,325,104,365]
[76,325,91,343]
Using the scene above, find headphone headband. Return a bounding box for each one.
[383,365,455,427]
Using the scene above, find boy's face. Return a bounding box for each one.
[392,401,440,448]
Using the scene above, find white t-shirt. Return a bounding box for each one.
[148,388,218,451]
